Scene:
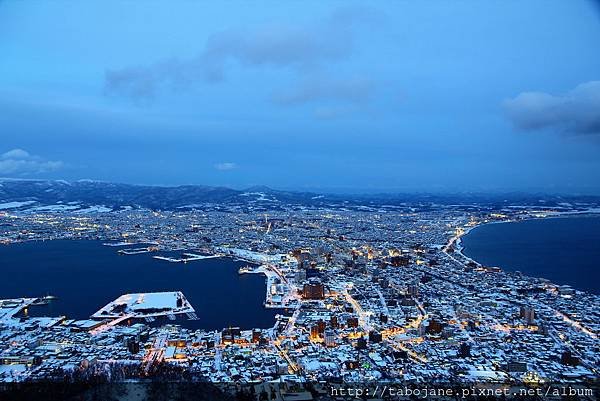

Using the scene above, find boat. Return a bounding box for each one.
[238,265,253,274]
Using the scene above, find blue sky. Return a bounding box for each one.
[1,0,599,193]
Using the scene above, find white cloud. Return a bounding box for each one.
[214,162,237,171]
[0,149,64,176]
[2,149,31,159]
[503,81,600,135]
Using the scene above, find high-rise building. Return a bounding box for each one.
[355,337,367,350]
[560,351,580,366]
[379,313,388,324]
[126,338,140,354]
[368,331,382,343]
[407,283,419,298]
[302,282,325,300]
[458,342,471,358]
[324,330,336,347]
[520,306,535,325]
[425,319,443,335]
[310,325,320,340]
[222,327,241,344]
[317,319,326,334]
[346,317,359,328]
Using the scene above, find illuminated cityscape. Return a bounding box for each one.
[1,0,600,399]
[0,191,598,399]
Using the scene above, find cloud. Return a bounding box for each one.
[503,81,600,135]
[2,149,31,160]
[104,58,196,101]
[214,162,237,171]
[0,149,64,176]
[203,24,350,72]
[104,8,376,100]
[273,76,376,106]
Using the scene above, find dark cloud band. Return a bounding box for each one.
[503,81,600,135]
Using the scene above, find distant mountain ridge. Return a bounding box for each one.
[0,178,599,212]
[0,179,327,211]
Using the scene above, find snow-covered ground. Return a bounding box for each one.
[239,192,279,202]
[27,204,80,212]
[73,205,112,214]
[216,247,285,264]
[0,201,36,210]
[0,202,114,214]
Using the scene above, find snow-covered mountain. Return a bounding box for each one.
[0,178,598,212]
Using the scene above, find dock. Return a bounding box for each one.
[90,291,196,334]
[152,253,220,263]
[0,296,55,326]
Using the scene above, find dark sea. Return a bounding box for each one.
[462,216,600,294]
[0,240,280,330]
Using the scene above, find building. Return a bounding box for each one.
[390,255,409,267]
[379,313,388,324]
[126,338,140,354]
[346,317,359,328]
[368,331,382,343]
[407,283,419,298]
[302,282,325,300]
[310,325,320,340]
[425,319,444,335]
[458,342,471,357]
[324,330,336,347]
[520,306,535,325]
[505,361,528,372]
[560,351,580,366]
[316,319,326,334]
[222,327,241,344]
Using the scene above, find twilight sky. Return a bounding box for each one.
[1,0,600,193]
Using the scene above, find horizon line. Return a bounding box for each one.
[2,177,600,197]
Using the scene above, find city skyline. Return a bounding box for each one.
[1,2,599,397]
[1,1,600,193]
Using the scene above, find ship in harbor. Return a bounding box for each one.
[238,265,254,274]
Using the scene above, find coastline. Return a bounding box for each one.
[451,212,600,294]
[0,240,281,330]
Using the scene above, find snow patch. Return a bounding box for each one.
[0,201,36,210]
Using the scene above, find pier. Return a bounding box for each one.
[118,247,158,255]
[0,296,56,325]
[90,291,197,334]
[152,253,220,263]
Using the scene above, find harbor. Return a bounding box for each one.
[0,240,280,330]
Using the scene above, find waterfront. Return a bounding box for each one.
[462,216,600,294]
[1,203,599,385]
[0,240,279,330]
